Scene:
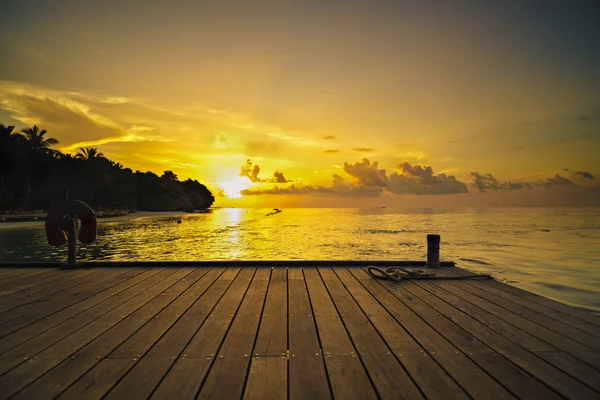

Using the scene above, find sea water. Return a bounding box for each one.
[1,207,599,313]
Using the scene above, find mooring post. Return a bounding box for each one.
[60,216,78,266]
[427,234,440,268]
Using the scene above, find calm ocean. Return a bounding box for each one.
[1,207,599,313]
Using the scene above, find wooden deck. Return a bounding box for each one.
[0,265,599,399]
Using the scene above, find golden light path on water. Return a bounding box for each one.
[1,208,599,313]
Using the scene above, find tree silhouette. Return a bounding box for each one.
[21,125,59,154]
[76,147,104,160]
[0,124,16,200]
[17,125,60,206]
[0,122,214,212]
[162,170,178,181]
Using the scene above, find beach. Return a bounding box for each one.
[0,211,186,230]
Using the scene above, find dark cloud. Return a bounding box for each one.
[470,172,532,192]
[324,149,339,153]
[241,185,332,196]
[398,163,441,185]
[351,148,375,152]
[240,175,383,197]
[389,163,467,195]
[272,171,290,183]
[544,174,576,188]
[243,159,467,197]
[322,135,336,140]
[571,171,595,180]
[343,158,388,187]
[239,159,292,183]
[239,159,261,182]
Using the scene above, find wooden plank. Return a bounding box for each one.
[62,268,235,400]
[251,268,288,356]
[0,268,195,400]
[0,268,32,278]
[55,268,222,400]
[317,267,425,399]
[151,268,256,399]
[339,267,514,399]
[0,269,176,376]
[353,267,561,399]
[403,277,600,398]
[444,267,600,339]
[197,268,271,400]
[243,358,288,400]
[302,267,378,400]
[436,270,600,351]
[455,266,600,328]
[0,269,56,289]
[0,268,130,327]
[0,268,51,283]
[287,267,331,400]
[426,277,600,372]
[0,268,104,313]
[0,269,94,299]
[5,268,204,400]
[0,268,148,353]
[0,269,122,321]
[243,268,287,399]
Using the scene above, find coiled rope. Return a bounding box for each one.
[367,266,491,282]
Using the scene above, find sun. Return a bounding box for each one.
[218,177,252,198]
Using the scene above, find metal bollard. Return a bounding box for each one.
[60,216,78,266]
[427,234,440,268]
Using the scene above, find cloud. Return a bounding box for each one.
[351,148,375,152]
[399,163,442,185]
[322,135,335,140]
[239,159,262,182]
[571,171,595,180]
[239,159,293,183]
[343,158,388,187]
[544,174,576,188]
[324,149,339,153]
[389,163,467,195]
[470,171,599,192]
[241,184,333,196]
[240,178,383,198]
[272,171,290,183]
[243,159,467,197]
[470,172,532,192]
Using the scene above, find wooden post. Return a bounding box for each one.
[427,234,440,268]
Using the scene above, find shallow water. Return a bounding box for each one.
[1,207,599,313]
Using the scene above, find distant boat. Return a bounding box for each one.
[266,208,282,216]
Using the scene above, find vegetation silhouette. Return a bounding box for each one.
[0,123,214,212]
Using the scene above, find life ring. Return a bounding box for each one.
[45,200,97,247]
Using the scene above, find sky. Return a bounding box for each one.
[1,0,599,207]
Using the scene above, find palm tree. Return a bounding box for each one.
[75,147,107,205]
[76,147,104,160]
[19,125,59,207]
[0,124,16,199]
[21,125,59,154]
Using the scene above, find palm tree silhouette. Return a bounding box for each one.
[0,124,16,199]
[75,147,107,204]
[18,126,59,206]
[76,147,104,160]
[21,125,59,154]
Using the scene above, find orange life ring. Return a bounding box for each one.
[45,200,97,247]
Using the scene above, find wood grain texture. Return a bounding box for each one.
[0,265,597,400]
